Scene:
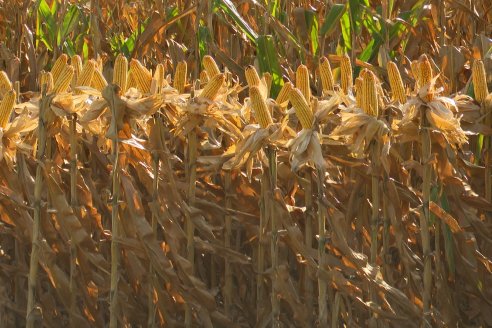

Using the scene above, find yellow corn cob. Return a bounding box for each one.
[276,82,292,105]
[472,60,489,104]
[0,89,16,128]
[173,61,187,94]
[203,55,221,78]
[387,61,406,104]
[130,59,152,93]
[340,54,353,94]
[411,60,420,89]
[76,60,96,87]
[39,71,54,93]
[113,54,128,91]
[71,55,83,86]
[250,86,273,128]
[91,69,108,91]
[319,56,334,92]
[418,55,433,101]
[52,65,74,94]
[0,71,12,94]
[200,70,209,85]
[154,63,165,90]
[263,72,272,96]
[200,73,224,100]
[355,76,363,108]
[361,69,379,117]
[289,87,313,129]
[245,65,261,87]
[296,64,311,101]
[50,54,68,83]
[127,70,137,89]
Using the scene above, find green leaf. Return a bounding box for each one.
[304,10,319,56]
[256,35,283,98]
[38,0,56,47]
[340,10,351,50]
[214,0,258,43]
[60,5,80,40]
[320,4,346,37]
[475,133,484,164]
[198,25,210,65]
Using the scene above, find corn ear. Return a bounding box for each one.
[91,69,108,91]
[173,61,187,93]
[340,54,353,94]
[200,73,224,101]
[200,70,209,85]
[203,55,221,78]
[319,56,334,92]
[71,55,83,86]
[113,54,128,91]
[245,65,261,87]
[0,71,12,95]
[51,54,68,83]
[418,55,434,101]
[39,71,54,93]
[130,59,152,93]
[76,60,96,87]
[472,60,489,103]
[276,82,292,106]
[154,63,165,90]
[355,76,363,108]
[250,86,273,128]
[290,87,313,129]
[296,64,311,102]
[387,61,406,104]
[0,89,15,128]
[53,65,74,94]
[127,70,137,90]
[263,72,272,96]
[361,69,379,117]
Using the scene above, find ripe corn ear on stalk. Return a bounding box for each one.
[340,54,353,94]
[387,62,406,104]
[418,55,434,101]
[250,86,273,128]
[472,60,489,104]
[200,73,224,101]
[361,69,379,117]
[0,89,15,128]
[53,65,74,94]
[203,55,221,78]
[77,60,96,87]
[355,77,363,108]
[290,87,313,129]
[130,59,152,93]
[245,65,261,87]
[71,55,83,86]
[0,71,12,96]
[113,54,128,92]
[91,69,108,91]
[296,64,311,102]
[154,63,165,89]
[200,70,209,85]
[276,82,292,106]
[319,57,334,92]
[51,54,68,83]
[174,61,187,94]
[263,72,272,95]
[39,71,54,93]
[127,70,137,89]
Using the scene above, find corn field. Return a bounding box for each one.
[0,0,492,327]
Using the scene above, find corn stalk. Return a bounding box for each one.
[317,169,327,326]
[147,145,159,327]
[370,141,380,304]
[224,170,233,315]
[26,89,52,328]
[267,146,279,327]
[69,113,78,326]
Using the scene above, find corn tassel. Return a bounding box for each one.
[113,54,128,92]
[173,61,187,93]
[200,73,224,101]
[250,86,273,128]
[296,64,311,102]
[473,60,489,104]
[290,87,313,129]
[387,62,406,104]
[203,55,221,78]
[340,54,353,94]
[0,89,16,128]
[319,57,334,92]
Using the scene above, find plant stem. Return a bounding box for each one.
[69,113,78,327]
[185,129,197,327]
[257,169,268,323]
[302,169,313,320]
[317,169,327,326]
[370,141,380,305]
[485,105,491,202]
[109,97,121,328]
[421,112,432,326]
[224,170,233,315]
[26,90,51,328]
[147,149,159,328]
[268,146,279,327]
